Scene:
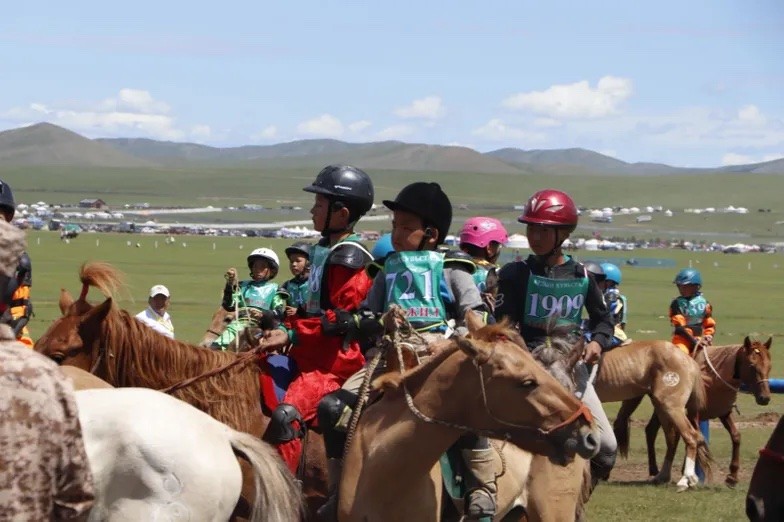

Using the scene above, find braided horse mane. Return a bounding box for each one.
[70,261,263,435]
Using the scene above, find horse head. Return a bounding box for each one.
[739,336,773,406]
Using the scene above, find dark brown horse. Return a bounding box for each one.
[747,414,784,521]
[615,337,772,487]
[33,261,327,519]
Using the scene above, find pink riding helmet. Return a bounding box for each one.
[459,217,509,248]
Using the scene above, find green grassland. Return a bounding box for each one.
[24,231,784,521]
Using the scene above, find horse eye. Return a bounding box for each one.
[51,354,65,364]
[520,379,538,389]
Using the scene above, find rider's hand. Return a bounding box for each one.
[284,306,297,317]
[225,267,237,283]
[582,341,602,364]
[261,328,289,351]
[702,335,713,345]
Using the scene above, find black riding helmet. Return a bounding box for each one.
[0,179,15,220]
[583,261,606,282]
[383,182,452,247]
[285,241,311,260]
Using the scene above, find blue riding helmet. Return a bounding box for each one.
[601,263,622,285]
[371,233,394,259]
[674,268,702,286]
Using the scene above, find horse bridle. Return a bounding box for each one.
[396,340,593,441]
[703,346,770,394]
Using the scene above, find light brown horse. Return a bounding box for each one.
[616,337,773,487]
[33,261,327,519]
[595,339,712,490]
[338,319,598,521]
[746,414,784,521]
[199,305,232,347]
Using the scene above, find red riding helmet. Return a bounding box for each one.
[518,189,578,233]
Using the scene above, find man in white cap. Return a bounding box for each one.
[135,284,174,339]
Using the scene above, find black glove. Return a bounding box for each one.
[354,310,383,339]
[321,309,357,337]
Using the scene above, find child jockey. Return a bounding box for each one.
[258,165,375,479]
[274,241,311,323]
[317,182,496,520]
[669,268,715,355]
[494,189,618,493]
[211,248,282,350]
[458,216,508,312]
[601,262,631,345]
[0,179,33,347]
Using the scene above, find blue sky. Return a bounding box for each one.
[1,1,782,167]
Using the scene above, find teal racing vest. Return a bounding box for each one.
[383,251,447,331]
[305,235,365,315]
[523,273,589,329]
[673,294,709,328]
[282,278,310,309]
[236,280,278,310]
[472,264,491,293]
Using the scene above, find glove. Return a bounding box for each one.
[321,309,383,338]
[321,309,357,337]
[354,309,383,339]
[248,309,278,330]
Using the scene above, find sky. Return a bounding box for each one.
[1,1,782,167]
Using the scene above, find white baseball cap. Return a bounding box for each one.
[149,284,170,298]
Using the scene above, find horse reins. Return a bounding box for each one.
[702,346,769,394]
[159,344,264,394]
[396,340,592,441]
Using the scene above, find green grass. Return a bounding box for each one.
[23,231,784,521]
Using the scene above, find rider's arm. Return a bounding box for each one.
[669,299,686,328]
[221,281,236,312]
[493,262,523,326]
[702,302,716,337]
[446,267,491,325]
[584,274,614,350]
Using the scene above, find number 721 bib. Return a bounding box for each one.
[383,251,447,326]
[523,274,588,329]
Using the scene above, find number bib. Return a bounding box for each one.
[523,274,589,329]
[240,280,278,310]
[383,251,447,328]
[472,265,490,292]
[675,295,708,326]
[305,244,330,315]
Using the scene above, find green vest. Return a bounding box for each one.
[305,235,364,315]
[472,265,490,292]
[283,278,310,309]
[674,294,709,327]
[383,251,447,331]
[236,280,278,310]
[523,273,589,329]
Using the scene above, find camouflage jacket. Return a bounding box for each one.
[0,325,95,520]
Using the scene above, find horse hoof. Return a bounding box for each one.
[676,484,689,493]
[725,477,738,489]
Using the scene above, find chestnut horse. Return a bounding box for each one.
[615,337,773,487]
[33,261,328,519]
[746,414,784,521]
[595,339,712,490]
[338,318,598,521]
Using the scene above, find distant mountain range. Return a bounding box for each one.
[1,122,782,175]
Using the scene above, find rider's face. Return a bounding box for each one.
[250,259,272,281]
[391,210,432,251]
[677,283,699,297]
[288,253,308,277]
[525,224,558,256]
[310,195,330,232]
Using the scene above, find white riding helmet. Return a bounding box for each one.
[247,247,280,273]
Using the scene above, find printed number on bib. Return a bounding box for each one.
[528,293,585,319]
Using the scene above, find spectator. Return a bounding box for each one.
[135,284,174,339]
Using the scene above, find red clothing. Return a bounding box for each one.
[276,263,372,473]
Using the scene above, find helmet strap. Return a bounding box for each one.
[321,200,355,238]
[535,228,566,265]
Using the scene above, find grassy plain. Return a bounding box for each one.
[24,230,783,520]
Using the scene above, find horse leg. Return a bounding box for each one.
[644,412,661,478]
[654,406,706,492]
[650,414,677,485]
[613,396,645,459]
[719,413,741,488]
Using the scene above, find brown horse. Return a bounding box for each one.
[338,318,598,521]
[746,414,784,521]
[595,339,712,490]
[33,261,327,519]
[616,337,773,487]
[199,305,232,347]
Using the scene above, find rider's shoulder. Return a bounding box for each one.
[328,241,372,269]
[443,250,476,274]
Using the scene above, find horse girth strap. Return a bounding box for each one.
[396,342,591,440]
[158,345,263,395]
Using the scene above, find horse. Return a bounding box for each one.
[615,337,773,488]
[593,339,712,490]
[199,305,232,347]
[746,414,784,521]
[33,261,328,518]
[76,387,302,521]
[338,317,598,521]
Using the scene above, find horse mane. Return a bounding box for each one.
[79,261,126,300]
[99,304,261,434]
[528,325,583,391]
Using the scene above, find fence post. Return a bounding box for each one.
[696,419,710,483]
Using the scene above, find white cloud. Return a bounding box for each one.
[190,124,211,140]
[1,89,186,140]
[503,76,633,119]
[737,104,766,126]
[721,152,784,166]
[251,125,278,141]
[471,118,546,142]
[533,117,562,128]
[348,120,372,133]
[394,96,445,120]
[296,114,344,137]
[375,124,415,140]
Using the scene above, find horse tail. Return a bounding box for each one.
[226,428,304,522]
[79,261,126,299]
[613,396,645,459]
[686,362,707,424]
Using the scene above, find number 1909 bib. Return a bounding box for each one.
[383,251,447,327]
[523,274,588,329]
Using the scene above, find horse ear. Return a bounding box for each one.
[81,298,113,327]
[764,337,773,351]
[743,336,753,350]
[456,337,490,364]
[464,310,484,336]
[59,289,74,315]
